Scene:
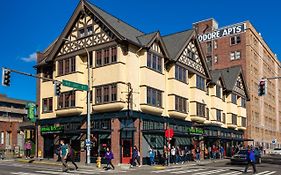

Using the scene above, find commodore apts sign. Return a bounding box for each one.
[198,23,246,42]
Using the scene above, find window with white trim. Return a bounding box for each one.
[0,132,4,144]
[230,51,241,60]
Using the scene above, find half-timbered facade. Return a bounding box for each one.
[35,0,249,164]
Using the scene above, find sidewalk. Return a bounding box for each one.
[14,157,229,171]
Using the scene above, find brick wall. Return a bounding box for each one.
[111,118,120,164]
[0,122,20,150]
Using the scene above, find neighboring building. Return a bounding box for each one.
[194,18,281,149]
[35,1,249,164]
[0,94,35,157]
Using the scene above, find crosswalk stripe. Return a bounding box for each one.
[171,168,205,174]
[193,169,227,175]
[36,170,77,175]
[255,171,271,175]
[264,171,276,175]
[11,172,43,175]
[219,171,242,175]
[152,167,184,173]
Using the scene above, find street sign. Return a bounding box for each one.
[165,128,174,138]
[62,80,88,91]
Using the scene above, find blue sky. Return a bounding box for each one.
[0,0,280,102]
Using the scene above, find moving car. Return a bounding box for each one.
[231,149,261,164]
[270,148,281,155]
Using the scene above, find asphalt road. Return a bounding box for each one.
[0,159,280,175]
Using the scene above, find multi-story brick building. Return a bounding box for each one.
[194,18,281,149]
[35,1,249,164]
[0,94,35,157]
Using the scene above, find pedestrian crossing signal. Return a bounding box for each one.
[2,68,11,86]
[258,79,267,96]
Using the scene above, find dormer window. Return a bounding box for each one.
[78,29,85,38]
[87,26,93,35]
[78,26,93,38]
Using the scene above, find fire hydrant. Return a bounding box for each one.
[96,156,101,168]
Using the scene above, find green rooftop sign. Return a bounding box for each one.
[62,80,88,91]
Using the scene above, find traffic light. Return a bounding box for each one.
[2,68,11,86]
[54,82,61,96]
[258,79,267,96]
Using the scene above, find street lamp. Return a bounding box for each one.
[63,38,91,164]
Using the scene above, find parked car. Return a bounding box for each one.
[270,148,281,155]
[231,149,261,164]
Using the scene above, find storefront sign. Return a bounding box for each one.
[187,127,204,135]
[41,126,64,134]
[197,23,246,42]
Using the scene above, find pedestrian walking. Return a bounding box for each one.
[171,146,176,164]
[244,146,257,174]
[195,146,200,162]
[60,140,69,172]
[24,140,32,159]
[130,145,141,167]
[208,146,212,159]
[66,144,78,170]
[55,145,61,162]
[220,146,224,159]
[180,147,185,164]
[149,148,155,166]
[163,145,169,166]
[212,145,217,160]
[105,147,115,170]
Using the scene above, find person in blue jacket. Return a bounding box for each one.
[244,146,257,174]
[149,148,155,166]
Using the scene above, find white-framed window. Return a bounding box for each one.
[214,55,218,63]
[214,40,218,49]
[0,132,4,144]
[6,131,11,146]
[230,51,241,60]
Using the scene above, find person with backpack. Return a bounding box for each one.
[104,147,115,170]
[60,140,69,172]
[66,144,78,170]
[244,146,257,174]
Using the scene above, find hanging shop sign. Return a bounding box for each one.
[197,23,246,42]
[187,127,204,135]
[41,125,64,134]
[165,128,174,138]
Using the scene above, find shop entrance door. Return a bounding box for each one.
[121,139,132,164]
[43,135,54,158]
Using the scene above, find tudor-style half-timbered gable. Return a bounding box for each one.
[217,66,249,130]
[163,29,211,123]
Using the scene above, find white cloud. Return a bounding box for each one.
[21,53,37,62]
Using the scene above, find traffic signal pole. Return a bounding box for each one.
[2,67,59,83]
